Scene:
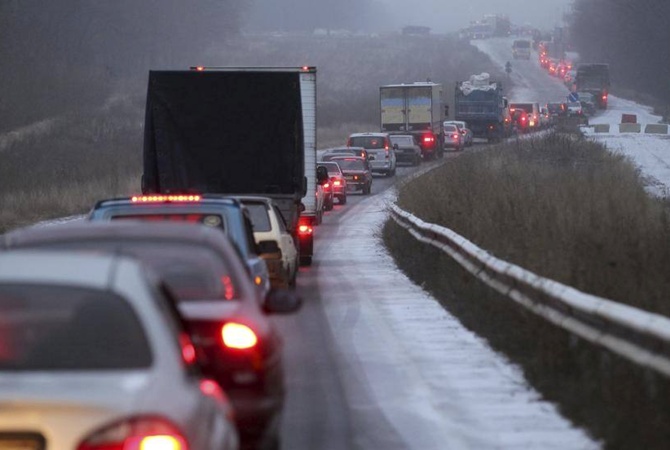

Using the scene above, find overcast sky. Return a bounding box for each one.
[377,0,574,33]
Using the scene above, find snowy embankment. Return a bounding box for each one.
[473,37,670,198]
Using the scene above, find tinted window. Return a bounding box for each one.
[0,284,152,371]
[244,202,272,232]
[318,163,342,176]
[390,136,414,146]
[444,125,458,132]
[511,104,533,113]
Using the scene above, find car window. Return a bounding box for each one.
[272,206,288,233]
[111,213,225,231]
[333,159,365,170]
[0,284,152,371]
[349,136,386,149]
[244,202,272,232]
[444,125,457,132]
[318,163,342,176]
[31,241,241,301]
[390,136,414,146]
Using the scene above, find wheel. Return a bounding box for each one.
[316,208,322,225]
[338,194,347,205]
[300,256,312,266]
[325,198,334,211]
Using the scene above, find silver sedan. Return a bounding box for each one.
[0,251,239,450]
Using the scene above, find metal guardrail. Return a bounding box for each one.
[390,204,670,377]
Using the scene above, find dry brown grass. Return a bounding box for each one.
[385,131,670,449]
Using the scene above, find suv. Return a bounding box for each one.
[88,194,271,297]
[346,132,397,176]
[509,102,541,129]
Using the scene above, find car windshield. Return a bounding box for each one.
[349,136,385,149]
[244,202,272,232]
[0,284,152,371]
[444,125,458,132]
[36,241,241,301]
[333,159,365,170]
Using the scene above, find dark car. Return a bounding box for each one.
[546,102,567,122]
[0,221,301,450]
[317,161,347,205]
[512,109,530,133]
[321,146,369,161]
[88,194,271,297]
[389,134,422,166]
[329,156,373,195]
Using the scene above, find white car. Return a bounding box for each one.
[233,196,300,288]
[444,120,473,147]
[0,251,239,450]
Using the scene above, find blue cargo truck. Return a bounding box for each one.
[454,73,510,142]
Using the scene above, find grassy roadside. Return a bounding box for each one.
[383,131,670,449]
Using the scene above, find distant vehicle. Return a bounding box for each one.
[511,109,530,133]
[389,134,422,166]
[380,82,445,160]
[567,101,584,117]
[347,132,397,176]
[321,146,368,161]
[509,102,541,129]
[577,92,597,116]
[1,222,302,449]
[329,156,373,195]
[318,161,348,205]
[539,107,551,128]
[444,120,473,147]
[546,102,568,123]
[88,195,272,296]
[443,124,463,150]
[455,73,511,142]
[234,195,300,289]
[575,63,610,109]
[316,165,334,211]
[0,251,240,450]
[512,39,531,59]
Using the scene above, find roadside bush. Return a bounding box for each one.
[384,132,670,449]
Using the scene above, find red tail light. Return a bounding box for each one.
[323,182,330,189]
[333,179,341,186]
[221,323,258,349]
[178,333,196,366]
[77,417,188,450]
[298,218,314,236]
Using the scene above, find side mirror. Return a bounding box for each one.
[264,288,302,314]
[393,143,399,150]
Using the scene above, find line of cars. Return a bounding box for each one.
[0,193,307,450]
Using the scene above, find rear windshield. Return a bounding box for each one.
[390,136,414,146]
[244,202,272,233]
[112,213,225,231]
[34,242,241,301]
[348,136,386,149]
[444,125,458,132]
[0,284,152,371]
[333,159,365,171]
[511,104,533,113]
[318,163,342,176]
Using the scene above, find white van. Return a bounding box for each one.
[509,102,541,129]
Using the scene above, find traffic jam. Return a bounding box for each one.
[0,38,594,449]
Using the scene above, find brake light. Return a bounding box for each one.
[178,333,196,366]
[221,323,258,349]
[602,94,608,101]
[77,417,188,450]
[323,182,330,189]
[221,276,235,300]
[298,218,313,236]
[131,195,201,203]
[333,179,341,186]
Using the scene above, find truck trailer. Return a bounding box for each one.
[455,73,510,142]
[141,66,319,265]
[380,82,444,160]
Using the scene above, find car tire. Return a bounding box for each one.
[300,256,312,266]
[364,183,371,195]
[339,195,347,205]
[325,198,334,211]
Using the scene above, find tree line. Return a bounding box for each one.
[0,0,244,131]
[569,0,670,114]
